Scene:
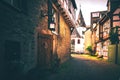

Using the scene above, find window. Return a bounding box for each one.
[51,8,60,34]
[71,39,75,45]
[92,12,99,17]
[99,24,103,39]
[78,39,80,44]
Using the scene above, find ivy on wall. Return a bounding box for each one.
[109,26,119,44]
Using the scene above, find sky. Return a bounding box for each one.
[75,0,108,26]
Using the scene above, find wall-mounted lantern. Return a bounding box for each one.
[49,20,55,31]
[40,0,55,31]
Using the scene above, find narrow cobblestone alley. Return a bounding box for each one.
[40,54,120,80]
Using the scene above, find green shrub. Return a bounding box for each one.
[109,26,119,44]
[86,46,93,56]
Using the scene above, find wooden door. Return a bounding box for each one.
[37,34,53,69]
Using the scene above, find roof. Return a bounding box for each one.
[71,28,81,38]
[77,9,86,27]
[91,10,107,25]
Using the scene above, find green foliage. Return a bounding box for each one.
[86,46,93,55]
[109,26,119,44]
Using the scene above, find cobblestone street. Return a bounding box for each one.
[40,54,120,80]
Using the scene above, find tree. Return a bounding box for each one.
[109,26,119,44]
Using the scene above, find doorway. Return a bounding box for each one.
[37,34,53,69]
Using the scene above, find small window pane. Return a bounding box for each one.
[78,39,80,44]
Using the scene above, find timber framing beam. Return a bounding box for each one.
[54,0,75,28]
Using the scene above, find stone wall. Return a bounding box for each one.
[0,0,48,74]
[57,15,71,63]
[0,0,71,77]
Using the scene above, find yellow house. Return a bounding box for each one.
[84,28,92,53]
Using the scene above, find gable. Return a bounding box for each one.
[71,28,81,38]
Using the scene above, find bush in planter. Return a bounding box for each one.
[86,46,94,56]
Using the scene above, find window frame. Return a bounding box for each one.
[77,39,80,44]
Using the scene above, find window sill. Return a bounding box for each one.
[52,31,59,35]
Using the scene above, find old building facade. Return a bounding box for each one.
[76,9,86,53]
[91,11,108,56]
[71,9,86,53]
[71,28,82,53]
[0,0,77,79]
[91,0,120,59]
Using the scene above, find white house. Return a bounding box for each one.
[71,27,86,53]
[71,28,81,53]
[77,27,86,52]
[71,8,86,53]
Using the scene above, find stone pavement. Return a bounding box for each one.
[25,54,120,80]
